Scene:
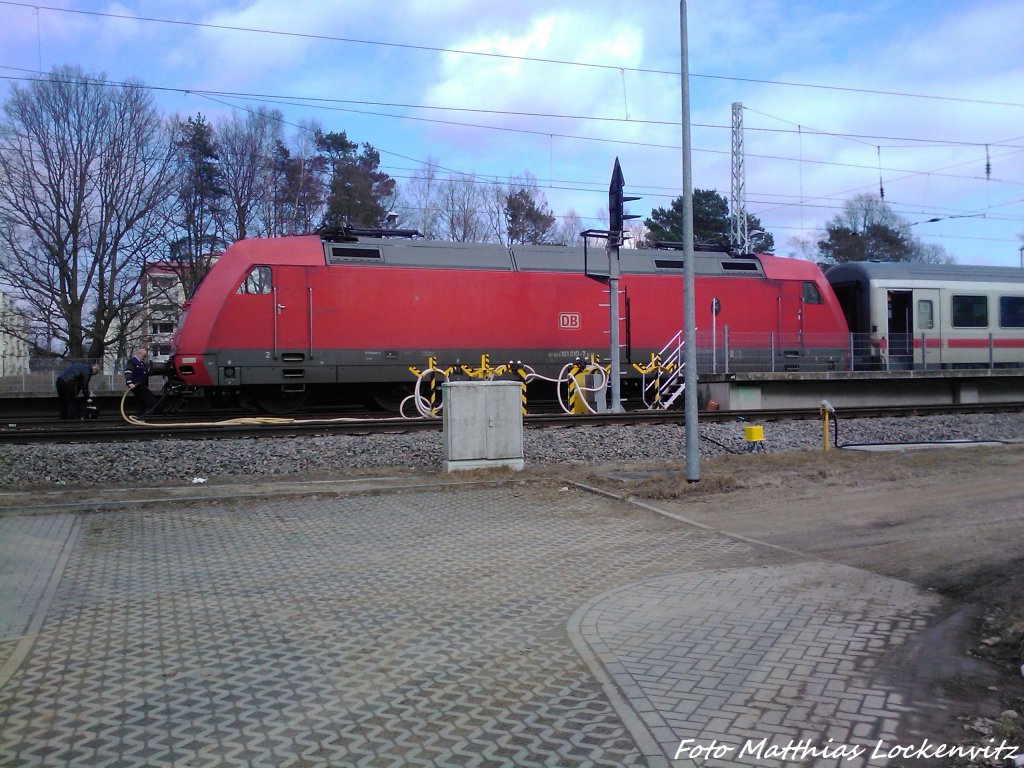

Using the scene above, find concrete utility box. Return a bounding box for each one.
[442,381,524,472]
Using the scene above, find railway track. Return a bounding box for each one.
[3,401,1023,445]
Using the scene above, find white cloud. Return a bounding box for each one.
[423,12,644,146]
[0,0,1019,263]
[692,0,1024,263]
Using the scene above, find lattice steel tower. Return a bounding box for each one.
[730,102,748,253]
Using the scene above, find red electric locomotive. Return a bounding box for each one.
[165,230,849,412]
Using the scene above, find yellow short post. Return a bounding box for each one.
[514,363,528,415]
[570,368,589,415]
[743,424,765,452]
[652,354,662,408]
[426,356,438,417]
[819,403,835,450]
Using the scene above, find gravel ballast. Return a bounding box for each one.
[2,412,1023,489]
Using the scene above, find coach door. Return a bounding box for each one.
[885,290,913,369]
[914,288,941,368]
[272,266,313,358]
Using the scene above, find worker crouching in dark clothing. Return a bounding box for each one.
[56,362,100,419]
[124,348,159,417]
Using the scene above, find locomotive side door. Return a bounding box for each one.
[914,288,942,368]
[771,281,806,370]
[272,266,313,357]
[776,281,805,339]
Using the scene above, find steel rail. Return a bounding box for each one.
[2,402,1023,445]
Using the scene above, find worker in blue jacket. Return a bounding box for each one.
[124,348,159,417]
[56,361,100,419]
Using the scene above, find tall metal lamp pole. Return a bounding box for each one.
[680,0,699,482]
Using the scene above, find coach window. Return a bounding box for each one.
[999,296,1024,328]
[951,295,988,328]
[237,266,271,295]
[801,281,823,304]
[917,300,934,330]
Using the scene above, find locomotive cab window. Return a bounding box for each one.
[801,281,823,304]
[999,296,1024,328]
[951,295,988,328]
[237,266,272,295]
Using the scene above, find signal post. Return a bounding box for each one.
[607,158,641,413]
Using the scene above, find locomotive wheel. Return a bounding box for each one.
[368,383,415,413]
[252,386,309,415]
[155,377,191,415]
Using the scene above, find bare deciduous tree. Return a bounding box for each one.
[216,107,283,242]
[623,221,647,249]
[785,233,823,261]
[400,157,443,238]
[550,210,584,246]
[165,113,227,298]
[0,67,175,359]
[437,174,491,243]
[257,120,325,237]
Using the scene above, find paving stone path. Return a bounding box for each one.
[0,484,955,767]
[570,564,945,767]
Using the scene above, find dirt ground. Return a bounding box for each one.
[582,444,1024,597]
[575,443,1024,756]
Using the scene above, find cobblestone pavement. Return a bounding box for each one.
[0,514,79,688]
[569,565,946,768]
[0,482,959,767]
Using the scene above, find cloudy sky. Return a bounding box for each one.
[1,0,1022,266]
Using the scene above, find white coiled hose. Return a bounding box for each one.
[399,360,610,418]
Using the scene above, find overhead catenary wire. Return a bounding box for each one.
[2,6,1021,253]
[188,88,1024,189]
[5,70,1015,155]
[185,88,1024,238]
[2,68,1021,208]
[4,0,1024,110]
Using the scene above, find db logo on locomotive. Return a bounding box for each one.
[558,312,581,330]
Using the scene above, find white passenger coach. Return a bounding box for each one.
[825,261,1024,369]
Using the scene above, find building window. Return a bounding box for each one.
[151,277,176,290]
[150,322,175,335]
[999,296,1024,328]
[951,295,988,328]
[917,300,934,330]
[238,266,272,295]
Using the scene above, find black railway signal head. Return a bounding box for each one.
[609,158,641,244]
